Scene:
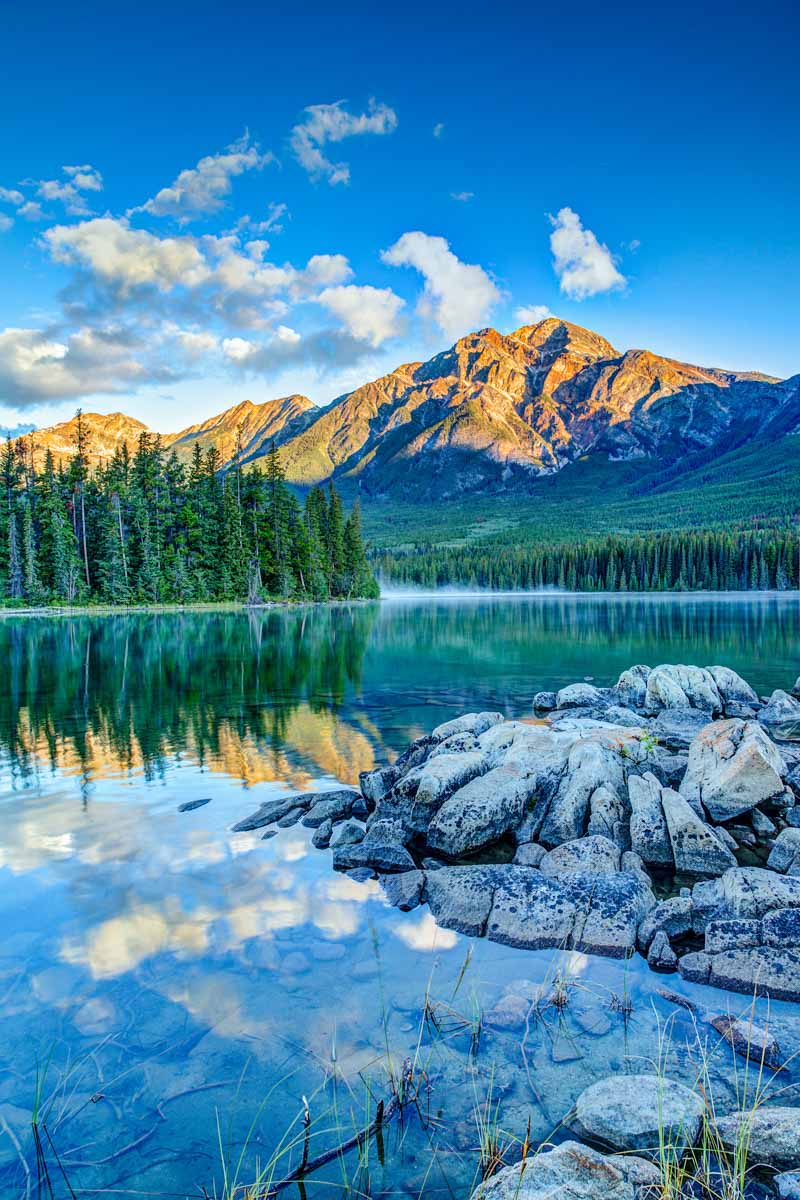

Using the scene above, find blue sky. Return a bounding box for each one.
[1,0,797,432]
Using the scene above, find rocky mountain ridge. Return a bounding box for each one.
[12,318,799,496]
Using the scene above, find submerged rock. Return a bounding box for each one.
[572,1072,704,1154]
[715,1107,800,1169]
[710,1013,783,1069]
[472,1141,659,1200]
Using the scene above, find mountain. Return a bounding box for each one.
[18,411,151,468]
[15,319,799,504]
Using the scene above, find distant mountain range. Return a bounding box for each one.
[15,318,800,502]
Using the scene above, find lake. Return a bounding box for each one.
[1,594,799,1199]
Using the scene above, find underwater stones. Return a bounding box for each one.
[427,764,536,857]
[645,664,723,715]
[539,835,621,877]
[472,1141,659,1200]
[628,772,673,866]
[422,865,507,936]
[680,719,787,821]
[660,787,737,875]
[178,798,211,812]
[329,819,365,848]
[615,664,651,709]
[710,1013,783,1070]
[647,930,678,972]
[768,828,800,874]
[573,1073,704,1155]
[380,869,425,911]
[715,1108,800,1169]
[301,790,360,827]
[431,711,504,741]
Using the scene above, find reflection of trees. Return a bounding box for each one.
[0,605,378,783]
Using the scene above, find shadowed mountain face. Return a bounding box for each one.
[16,318,799,496]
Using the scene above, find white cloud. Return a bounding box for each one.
[0,214,12,233]
[63,165,103,191]
[36,164,104,217]
[0,186,24,206]
[302,253,353,288]
[276,325,300,344]
[549,207,626,300]
[382,231,500,340]
[19,200,46,222]
[432,123,444,139]
[450,191,473,203]
[174,329,218,356]
[132,134,272,222]
[291,99,397,185]
[515,304,552,325]
[44,217,212,294]
[0,325,148,405]
[318,284,404,347]
[222,336,258,361]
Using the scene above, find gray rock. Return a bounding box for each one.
[431,711,503,741]
[660,787,737,875]
[329,819,365,848]
[532,690,557,712]
[751,807,777,837]
[700,947,800,1001]
[678,951,713,984]
[651,708,711,751]
[277,807,305,827]
[762,907,800,947]
[394,734,437,772]
[359,766,399,806]
[710,1013,783,1070]
[759,690,800,731]
[301,790,359,827]
[380,870,425,911]
[364,817,409,845]
[680,719,787,822]
[716,1107,800,1169]
[638,895,693,950]
[178,798,211,812]
[615,664,651,709]
[587,784,629,847]
[556,682,610,709]
[708,665,759,710]
[628,772,673,866]
[562,871,655,958]
[691,867,800,932]
[232,793,315,831]
[573,1072,704,1154]
[786,805,800,825]
[512,842,546,867]
[793,677,800,699]
[539,739,625,846]
[645,664,723,715]
[261,828,277,840]
[332,840,415,874]
[427,763,537,858]
[775,1171,800,1200]
[704,918,762,954]
[768,828,800,873]
[647,749,689,789]
[472,1141,659,1200]
[647,930,678,971]
[728,825,757,848]
[312,819,333,848]
[422,865,506,936]
[621,850,652,887]
[539,835,621,877]
[428,731,480,758]
[393,750,489,832]
[486,868,577,950]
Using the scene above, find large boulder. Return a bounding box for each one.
[660,787,737,875]
[539,740,625,846]
[422,865,506,936]
[644,664,722,715]
[687,948,800,1001]
[760,690,800,733]
[587,785,629,847]
[708,665,759,710]
[691,867,800,932]
[359,766,399,806]
[485,868,577,950]
[572,1073,705,1155]
[390,750,489,832]
[768,828,800,874]
[628,773,673,866]
[539,835,621,877]
[680,719,787,822]
[431,711,504,741]
[555,683,611,710]
[615,664,651,709]
[427,764,537,858]
[472,1141,659,1200]
[716,1108,800,1169]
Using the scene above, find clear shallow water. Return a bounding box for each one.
[1,596,800,1199]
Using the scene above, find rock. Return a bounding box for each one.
[428,732,480,757]
[312,819,333,848]
[301,790,360,827]
[786,805,800,825]
[277,807,305,827]
[539,835,621,877]
[431,712,503,741]
[332,840,415,874]
[178,798,211,812]
[628,772,673,866]
[232,793,314,831]
[710,1014,783,1069]
[678,951,713,984]
[261,828,277,840]
[704,918,762,954]
[793,677,800,699]
[751,808,777,837]
[512,842,546,867]
[281,951,310,975]
[393,751,489,832]
[422,866,506,936]
[689,947,800,1001]
[364,817,409,845]
[647,930,678,971]
[728,825,756,848]
[660,787,737,875]
[647,750,689,789]
[556,683,610,709]
[572,1073,704,1155]
[359,766,399,806]
[645,664,723,715]
[532,691,557,712]
[762,906,800,947]
[351,796,370,820]
[708,665,759,710]
[621,850,652,886]
[329,819,365,848]
[680,719,787,822]
[638,895,693,949]
[768,828,800,874]
[715,1107,800,1169]
[472,1141,659,1200]
[759,690,800,731]
[651,708,711,751]
[539,740,625,846]
[394,734,437,772]
[775,1171,800,1200]
[427,764,537,858]
[587,785,629,847]
[691,867,800,932]
[380,870,425,911]
[486,868,577,950]
[484,990,532,1029]
[615,664,651,709]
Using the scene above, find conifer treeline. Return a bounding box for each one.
[376,529,800,592]
[1,414,378,606]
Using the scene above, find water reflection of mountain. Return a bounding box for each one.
[0,606,380,786]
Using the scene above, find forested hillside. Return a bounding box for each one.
[0,415,378,607]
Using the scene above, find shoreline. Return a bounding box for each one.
[0,598,379,619]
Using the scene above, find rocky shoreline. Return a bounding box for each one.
[235,662,800,1002]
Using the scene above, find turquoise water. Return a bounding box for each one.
[1,596,799,1199]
